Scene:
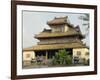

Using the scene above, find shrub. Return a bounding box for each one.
[52,49,72,65]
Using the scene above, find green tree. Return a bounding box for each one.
[79,14,89,35]
[79,14,90,47]
[52,49,72,65]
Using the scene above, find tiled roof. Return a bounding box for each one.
[35,27,83,39]
[23,42,87,51]
[23,47,34,51]
[47,16,68,25]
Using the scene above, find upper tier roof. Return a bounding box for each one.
[47,16,69,25]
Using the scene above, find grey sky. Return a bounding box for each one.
[22,10,89,48]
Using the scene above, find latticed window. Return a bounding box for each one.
[85,52,89,56]
[26,54,31,58]
[77,51,81,56]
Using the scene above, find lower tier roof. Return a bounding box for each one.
[23,42,87,51]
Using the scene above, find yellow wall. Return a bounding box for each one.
[64,25,69,32]
[51,24,69,32]
[23,51,35,61]
[73,48,89,61]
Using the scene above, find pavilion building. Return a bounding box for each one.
[23,16,89,65]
